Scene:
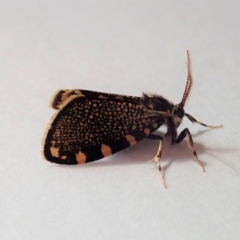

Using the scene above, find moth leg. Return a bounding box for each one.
[147,136,166,188]
[148,134,163,140]
[175,128,205,172]
[185,113,223,128]
[147,134,163,162]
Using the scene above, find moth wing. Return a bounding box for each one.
[43,95,165,164]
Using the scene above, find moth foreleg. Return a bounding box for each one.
[185,113,223,129]
[175,128,205,172]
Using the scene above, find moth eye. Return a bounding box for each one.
[174,108,184,118]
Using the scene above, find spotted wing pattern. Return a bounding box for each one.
[43,91,165,164]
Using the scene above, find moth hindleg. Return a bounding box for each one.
[148,136,166,187]
[148,134,163,140]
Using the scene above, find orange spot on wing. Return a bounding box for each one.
[76,151,87,164]
[126,135,136,145]
[101,144,112,157]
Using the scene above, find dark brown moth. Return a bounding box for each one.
[43,51,222,187]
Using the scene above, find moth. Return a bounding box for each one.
[43,51,222,187]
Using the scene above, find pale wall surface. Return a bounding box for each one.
[0,1,239,240]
